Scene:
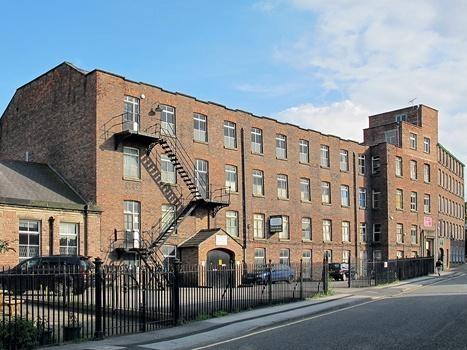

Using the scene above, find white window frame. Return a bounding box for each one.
[424,164,430,183]
[161,204,176,232]
[124,201,140,248]
[160,104,176,136]
[193,113,208,142]
[226,211,239,237]
[424,194,431,213]
[359,223,367,242]
[342,221,350,242]
[279,216,289,240]
[358,154,366,175]
[396,223,404,243]
[299,140,309,163]
[410,160,417,180]
[277,174,288,199]
[254,248,266,265]
[411,225,418,244]
[253,214,265,239]
[409,133,417,150]
[224,121,237,149]
[252,170,264,196]
[372,156,380,175]
[251,127,263,154]
[321,182,331,204]
[161,154,176,184]
[123,147,140,179]
[423,137,430,153]
[340,150,349,171]
[372,190,381,209]
[276,134,287,159]
[302,217,311,240]
[320,145,330,167]
[123,95,140,131]
[195,159,209,198]
[410,192,418,211]
[359,188,367,208]
[279,249,290,265]
[373,224,381,242]
[59,222,79,255]
[323,219,332,242]
[395,156,403,177]
[19,219,40,261]
[300,178,311,202]
[341,185,350,207]
[225,165,238,192]
[396,189,403,210]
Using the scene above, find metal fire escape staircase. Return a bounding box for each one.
[107,114,230,268]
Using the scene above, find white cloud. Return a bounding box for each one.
[276,100,369,142]
[268,0,467,164]
[234,82,298,97]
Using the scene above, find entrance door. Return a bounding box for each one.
[206,249,233,287]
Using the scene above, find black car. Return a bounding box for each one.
[0,255,94,295]
[328,263,357,281]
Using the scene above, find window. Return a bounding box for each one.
[410,160,417,180]
[19,220,40,261]
[161,154,176,184]
[279,216,289,240]
[224,121,237,149]
[358,154,366,175]
[323,220,332,241]
[276,134,287,159]
[255,248,266,265]
[321,182,331,204]
[424,194,431,213]
[279,249,290,265]
[123,95,140,131]
[193,113,208,142]
[320,145,330,167]
[358,188,367,208]
[395,156,403,177]
[324,250,333,262]
[225,165,238,192]
[424,164,431,183]
[340,150,349,171]
[409,133,417,150]
[396,251,404,259]
[411,225,418,244]
[253,214,265,239]
[59,223,78,255]
[410,192,418,211]
[124,201,140,248]
[341,185,350,207]
[343,250,350,263]
[396,223,404,243]
[299,140,309,163]
[161,244,177,269]
[160,105,176,136]
[395,114,407,122]
[252,170,264,196]
[342,221,350,242]
[373,250,382,261]
[302,218,311,240]
[372,156,380,174]
[123,147,140,179]
[300,178,311,202]
[423,137,430,153]
[226,211,239,237]
[372,190,381,209]
[277,174,288,199]
[195,159,209,198]
[359,223,367,242]
[161,204,176,232]
[251,127,263,154]
[396,189,403,210]
[385,129,398,145]
[373,224,381,242]
[302,250,312,277]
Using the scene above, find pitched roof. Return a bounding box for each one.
[0,159,87,210]
[179,229,222,248]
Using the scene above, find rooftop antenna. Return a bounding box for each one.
[409,97,417,108]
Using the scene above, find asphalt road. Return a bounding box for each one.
[196,270,467,350]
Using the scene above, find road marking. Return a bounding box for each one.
[190,273,466,349]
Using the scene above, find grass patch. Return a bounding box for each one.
[195,310,229,321]
[309,289,335,299]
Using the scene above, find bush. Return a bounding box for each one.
[0,318,39,349]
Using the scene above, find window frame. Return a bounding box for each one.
[252,169,264,196]
[302,217,312,241]
[223,121,237,149]
[225,210,239,237]
[123,146,141,180]
[59,222,79,256]
[300,178,311,202]
[277,174,289,200]
[320,145,330,168]
[340,150,349,171]
[19,219,41,261]
[225,165,238,193]
[193,113,208,142]
[299,139,309,163]
[276,134,287,159]
[321,181,331,204]
[251,127,263,154]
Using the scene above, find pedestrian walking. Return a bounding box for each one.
[435,259,442,276]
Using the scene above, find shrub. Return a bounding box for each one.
[0,318,39,349]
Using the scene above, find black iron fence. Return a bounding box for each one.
[0,257,434,348]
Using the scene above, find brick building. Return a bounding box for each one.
[0,62,464,268]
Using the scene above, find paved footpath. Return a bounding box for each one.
[42,266,465,350]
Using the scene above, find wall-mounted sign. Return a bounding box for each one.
[424,216,433,228]
[269,216,283,233]
[215,235,228,246]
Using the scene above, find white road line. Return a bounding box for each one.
[191,273,466,350]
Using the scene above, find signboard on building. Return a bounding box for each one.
[269,216,283,233]
[215,235,228,246]
[424,216,433,228]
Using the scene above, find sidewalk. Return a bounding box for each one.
[40,268,462,350]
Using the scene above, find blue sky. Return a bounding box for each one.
[1,0,325,116]
[2,0,467,166]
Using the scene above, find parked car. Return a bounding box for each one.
[0,255,94,295]
[243,264,295,284]
[328,263,356,281]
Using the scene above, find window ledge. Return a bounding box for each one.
[341,205,350,208]
[161,181,177,187]
[123,177,142,182]
[276,157,288,161]
[320,165,330,169]
[396,175,403,178]
[299,161,310,166]
[277,197,289,201]
[193,140,209,145]
[359,206,367,210]
[253,237,267,241]
[227,191,239,195]
[396,208,404,212]
[224,146,238,151]
[252,194,265,198]
[302,239,312,243]
[251,151,264,156]
[279,239,291,242]
[340,169,349,173]
[322,202,332,206]
[301,200,312,204]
